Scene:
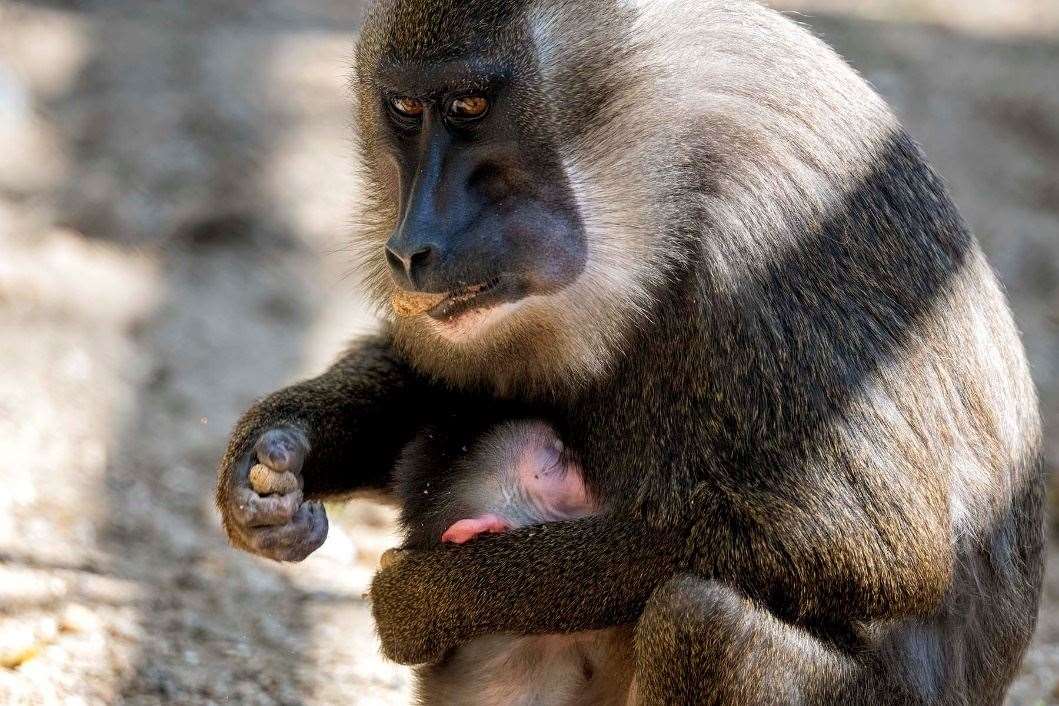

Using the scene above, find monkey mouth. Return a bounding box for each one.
[427,277,513,322]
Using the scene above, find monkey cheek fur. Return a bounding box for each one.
[423,299,522,343]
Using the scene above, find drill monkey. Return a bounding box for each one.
[218,1,1043,702]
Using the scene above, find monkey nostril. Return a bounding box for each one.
[408,246,433,275]
[385,246,405,275]
[385,244,435,287]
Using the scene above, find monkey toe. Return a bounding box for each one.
[440,514,510,544]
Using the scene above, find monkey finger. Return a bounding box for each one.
[254,427,308,474]
[231,486,303,528]
[246,501,328,562]
[379,548,409,569]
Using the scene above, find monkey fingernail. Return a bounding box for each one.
[248,464,299,495]
[392,290,447,317]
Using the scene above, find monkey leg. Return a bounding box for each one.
[631,575,894,706]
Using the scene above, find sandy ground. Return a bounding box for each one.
[0,1,1055,704]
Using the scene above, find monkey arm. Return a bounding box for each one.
[370,514,683,665]
[217,332,436,503]
[687,476,955,625]
[371,470,953,665]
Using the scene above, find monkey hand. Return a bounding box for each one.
[370,546,464,665]
[218,427,328,562]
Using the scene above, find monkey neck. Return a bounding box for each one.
[390,275,695,402]
[557,259,708,406]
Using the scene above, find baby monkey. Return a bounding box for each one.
[391,421,635,706]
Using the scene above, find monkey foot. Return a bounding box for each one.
[441,513,511,544]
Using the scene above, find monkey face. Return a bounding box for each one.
[369,57,588,342]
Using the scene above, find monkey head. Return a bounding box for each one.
[351,0,676,393]
[351,0,896,395]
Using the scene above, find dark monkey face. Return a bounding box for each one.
[354,2,595,345]
[378,62,587,330]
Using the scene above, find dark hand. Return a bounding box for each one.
[219,427,328,562]
[370,547,459,665]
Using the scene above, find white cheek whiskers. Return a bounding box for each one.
[424,300,522,343]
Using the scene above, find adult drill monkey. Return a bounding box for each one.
[216,0,1044,703]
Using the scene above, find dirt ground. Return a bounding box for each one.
[0,1,1056,704]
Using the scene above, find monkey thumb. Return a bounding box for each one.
[379,547,409,570]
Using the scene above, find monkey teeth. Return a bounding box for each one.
[445,279,498,306]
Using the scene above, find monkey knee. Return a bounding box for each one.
[633,578,755,704]
[639,576,748,648]
[636,579,873,705]
[636,577,753,676]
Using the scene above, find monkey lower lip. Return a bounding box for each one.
[428,278,506,321]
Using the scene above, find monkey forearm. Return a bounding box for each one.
[220,333,434,499]
[371,479,951,666]
[370,515,683,664]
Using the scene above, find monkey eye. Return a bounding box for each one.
[389,96,425,120]
[447,94,490,122]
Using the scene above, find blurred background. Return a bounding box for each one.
[0,1,1055,704]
